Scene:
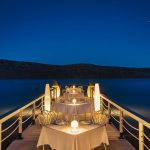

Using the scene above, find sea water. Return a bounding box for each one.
[0,79,150,121]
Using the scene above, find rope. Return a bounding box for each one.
[22,114,33,124]
[2,117,19,133]
[103,105,108,111]
[2,125,19,142]
[35,102,42,109]
[143,142,150,150]
[22,108,33,117]
[27,122,33,127]
[144,133,150,142]
[102,104,108,111]
[111,114,120,123]
[36,106,42,112]
[123,125,139,140]
[111,109,119,116]
[123,118,139,131]
[101,100,108,108]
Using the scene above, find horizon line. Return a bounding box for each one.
[0,59,150,69]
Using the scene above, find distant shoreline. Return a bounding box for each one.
[0,59,150,79]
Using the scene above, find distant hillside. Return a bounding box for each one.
[0,59,150,78]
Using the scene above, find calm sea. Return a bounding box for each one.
[0,79,150,121]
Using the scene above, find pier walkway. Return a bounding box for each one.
[1,84,149,150]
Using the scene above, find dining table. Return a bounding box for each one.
[37,124,109,150]
[62,92,84,99]
[54,102,93,115]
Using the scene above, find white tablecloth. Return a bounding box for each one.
[63,92,84,99]
[37,124,109,150]
[55,102,92,114]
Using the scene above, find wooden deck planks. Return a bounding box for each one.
[6,124,135,150]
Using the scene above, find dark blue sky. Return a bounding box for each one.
[0,0,150,67]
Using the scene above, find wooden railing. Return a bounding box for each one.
[100,94,150,150]
[0,94,45,150]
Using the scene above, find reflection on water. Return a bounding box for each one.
[129,106,150,120]
[0,79,150,121]
[0,107,15,116]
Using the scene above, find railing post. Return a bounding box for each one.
[55,88,57,100]
[90,88,92,98]
[108,102,111,124]
[53,88,56,100]
[0,123,2,150]
[41,97,44,113]
[139,122,144,150]
[54,88,56,100]
[90,88,94,98]
[32,102,36,125]
[18,111,23,139]
[43,96,45,111]
[119,110,124,139]
[101,98,104,113]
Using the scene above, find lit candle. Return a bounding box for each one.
[72,89,75,93]
[72,98,76,104]
[71,120,78,132]
[73,85,75,88]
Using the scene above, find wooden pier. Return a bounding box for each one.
[0,84,150,150]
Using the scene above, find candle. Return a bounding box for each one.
[71,120,78,132]
[72,98,76,104]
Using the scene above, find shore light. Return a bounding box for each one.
[71,120,79,132]
[94,83,101,111]
[44,84,51,111]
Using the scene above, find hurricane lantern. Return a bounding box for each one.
[94,83,101,111]
[44,84,51,111]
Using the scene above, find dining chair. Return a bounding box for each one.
[36,111,58,150]
[92,111,108,125]
[36,111,58,126]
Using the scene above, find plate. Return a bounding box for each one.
[80,120,91,125]
[55,120,66,126]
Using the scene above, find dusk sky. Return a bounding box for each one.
[0,0,150,67]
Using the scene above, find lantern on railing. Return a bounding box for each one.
[44,84,51,111]
[52,84,60,98]
[87,83,94,98]
[94,83,101,111]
